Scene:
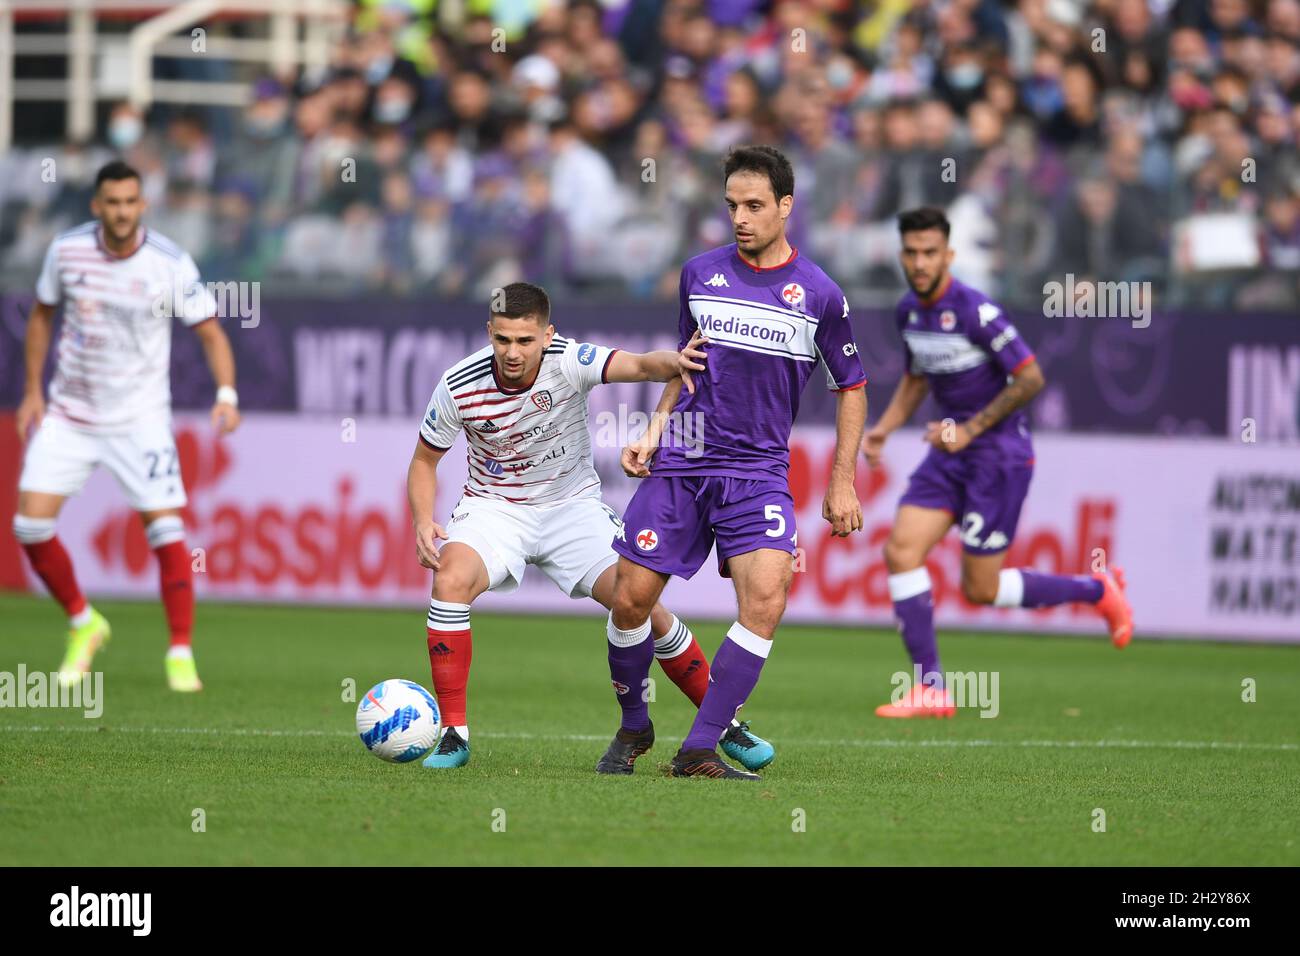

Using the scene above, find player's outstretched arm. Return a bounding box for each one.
[16,301,55,441]
[824,386,867,537]
[407,440,450,570]
[192,317,240,435]
[604,331,708,386]
[862,372,928,468]
[924,359,1045,453]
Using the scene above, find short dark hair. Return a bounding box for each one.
[722,145,795,202]
[95,160,141,190]
[898,206,950,238]
[491,282,551,324]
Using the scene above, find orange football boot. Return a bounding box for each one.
[875,682,956,718]
[1093,566,1134,648]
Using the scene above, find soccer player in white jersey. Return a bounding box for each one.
[13,160,240,691]
[406,282,776,772]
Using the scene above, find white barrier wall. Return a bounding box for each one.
[22,414,1300,642]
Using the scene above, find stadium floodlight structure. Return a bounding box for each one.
[0,0,350,152]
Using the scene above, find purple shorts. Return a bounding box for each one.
[899,448,1033,554]
[613,475,797,579]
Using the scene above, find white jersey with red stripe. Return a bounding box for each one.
[34,222,216,432]
[419,335,618,505]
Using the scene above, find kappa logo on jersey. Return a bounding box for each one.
[635,528,659,552]
[908,310,919,324]
[532,390,552,411]
[940,310,957,331]
[990,326,1018,352]
[704,273,730,287]
[781,282,805,308]
[577,343,598,365]
[476,419,500,432]
[842,295,850,318]
[978,302,1001,326]
[602,505,626,542]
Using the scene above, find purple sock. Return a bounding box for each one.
[1015,570,1104,608]
[889,569,941,686]
[607,616,654,731]
[681,627,768,752]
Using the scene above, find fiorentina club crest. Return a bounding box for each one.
[940,310,957,331]
[531,390,552,411]
[781,282,805,309]
[635,528,659,552]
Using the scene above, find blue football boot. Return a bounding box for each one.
[422,727,470,768]
[720,720,775,771]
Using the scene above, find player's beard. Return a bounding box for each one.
[102,216,140,248]
[908,270,946,300]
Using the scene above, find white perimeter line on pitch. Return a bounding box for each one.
[0,724,1295,752]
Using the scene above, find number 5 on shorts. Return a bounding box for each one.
[764,504,786,538]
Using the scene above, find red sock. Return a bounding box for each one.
[427,627,472,726]
[426,597,474,726]
[154,540,194,647]
[658,631,711,708]
[21,536,87,617]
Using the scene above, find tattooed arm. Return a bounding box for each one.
[924,359,1045,453]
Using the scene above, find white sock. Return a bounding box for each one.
[653,614,693,659]
[607,613,651,647]
[145,514,186,549]
[725,621,772,658]
[994,569,1024,608]
[888,567,933,602]
[166,645,193,660]
[69,606,94,629]
[452,724,469,741]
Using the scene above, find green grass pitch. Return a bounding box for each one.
[1,592,1296,866]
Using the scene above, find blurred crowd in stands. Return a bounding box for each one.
[1,0,1298,308]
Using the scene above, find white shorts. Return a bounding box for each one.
[445,494,622,598]
[18,413,188,512]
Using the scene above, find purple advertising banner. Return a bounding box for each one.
[2,294,1297,440]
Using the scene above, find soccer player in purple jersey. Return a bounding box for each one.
[864,207,1134,718]
[600,145,868,780]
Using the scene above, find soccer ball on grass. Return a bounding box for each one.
[356,679,441,763]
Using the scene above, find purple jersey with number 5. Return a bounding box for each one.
[652,244,867,481]
[896,277,1036,460]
